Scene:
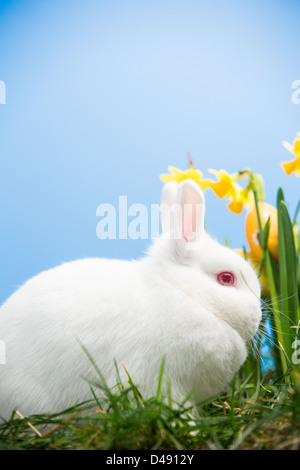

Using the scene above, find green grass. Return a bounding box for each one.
[1,365,300,450]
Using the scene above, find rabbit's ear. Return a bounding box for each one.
[173,179,205,253]
[160,182,178,234]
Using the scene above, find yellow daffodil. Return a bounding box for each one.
[160,161,211,191]
[281,132,300,176]
[207,169,254,214]
[160,163,262,216]
[207,169,237,199]
[227,186,254,215]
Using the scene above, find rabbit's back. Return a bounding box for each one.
[0,258,152,417]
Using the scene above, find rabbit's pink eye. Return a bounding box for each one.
[217,271,236,287]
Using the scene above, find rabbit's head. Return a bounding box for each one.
[156,179,262,343]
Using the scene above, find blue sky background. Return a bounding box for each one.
[0,0,299,305]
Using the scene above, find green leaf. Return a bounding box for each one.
[257,216,270,252]
[277,190,299,367]
[293,199,300,224]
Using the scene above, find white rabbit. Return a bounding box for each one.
[0,180,261,419]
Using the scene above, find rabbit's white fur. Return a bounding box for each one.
[0,180,261,418]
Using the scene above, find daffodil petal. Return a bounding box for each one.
[209,180,232,199]
[168,166,185,178]
[160,165,210,187]
[160,174,178,183]
[227,199,243,214]
[294,139,300,156]
[282,141,295,154]
[207,169,236,199]
[208,168,220,176]
[281,158,299,176]
[185,168,203,184]
[199,179,212,190]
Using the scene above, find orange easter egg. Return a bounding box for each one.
[245,201,278,261]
